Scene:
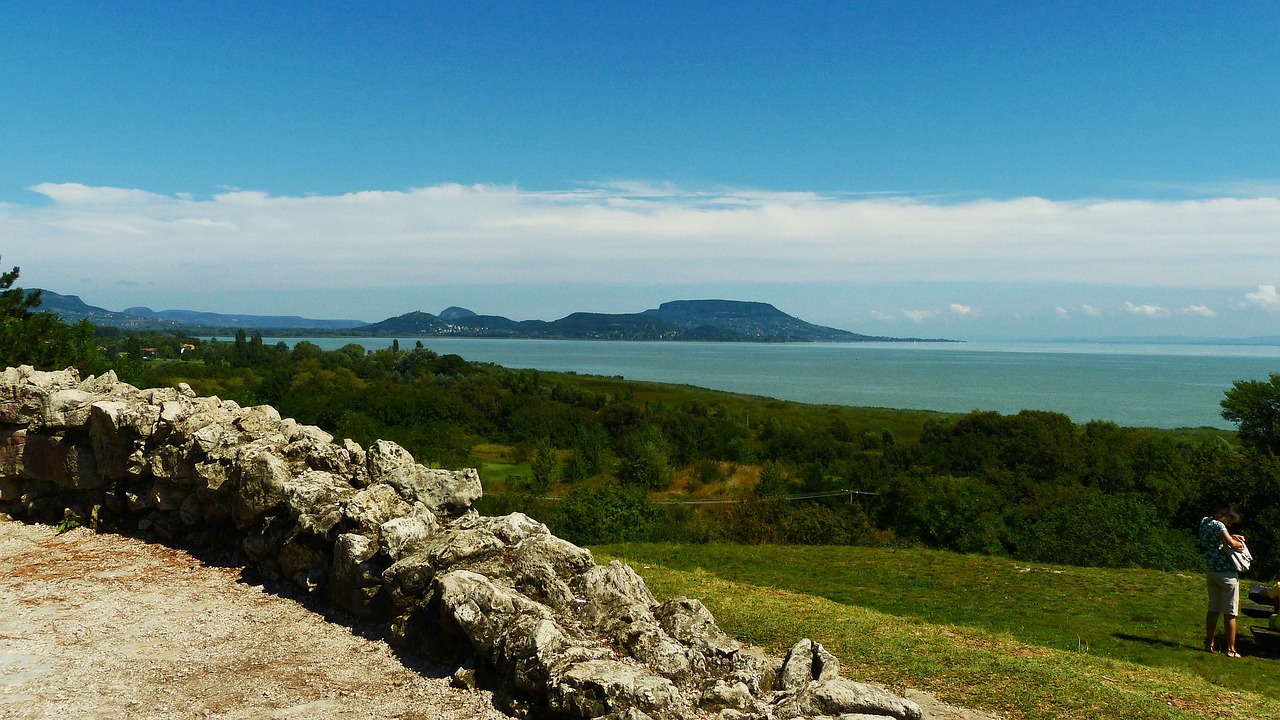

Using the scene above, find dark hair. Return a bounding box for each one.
[1217,508,1243,525]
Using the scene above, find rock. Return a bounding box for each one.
[701,680,759,713]
[280,533,330,592]
[366,440,481,516]
[283,470,354,525]
[384,551,437,609]
[0,366,946,720]
[656,597,741,667]
[366,439,416,482]
[41,388,96,429]
[0,366,79,425]
[576,560,657,610]
[233,404,283,436]
[547,659,686,720]
[781,638,816,691]
[0,476,22,502]
[329,532,386,617]
[434,570,553,657]
[0,429,26,478]
[408,466,483,517]
[345,483,413,538]
[231,443,292,528]
[777,677,922,720]
[21,432,102,490]
[381,513,437,561]
[426,525,505,570]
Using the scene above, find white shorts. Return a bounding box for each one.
[1207,572,1240,616]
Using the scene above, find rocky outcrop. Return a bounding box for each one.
[0,365,942,720]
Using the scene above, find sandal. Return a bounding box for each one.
[1225,650,1242,658]
[1204,643,1215,653]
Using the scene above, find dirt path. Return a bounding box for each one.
[0,519,509,720]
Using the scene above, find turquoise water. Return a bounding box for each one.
[257,338,1280,429]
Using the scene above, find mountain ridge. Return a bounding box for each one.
[357,299,950,342]
[28,290,953,342]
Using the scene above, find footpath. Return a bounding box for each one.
[0,520,509,720]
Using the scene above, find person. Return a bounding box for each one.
[1200,509,1246,657]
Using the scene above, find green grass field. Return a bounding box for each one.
[596,543,1280,720]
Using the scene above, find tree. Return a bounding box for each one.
[529,437,557,492]
[618,425,674,489]
[1222,374,1280,455]
[0,260,99,371]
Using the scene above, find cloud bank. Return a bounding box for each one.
[5,183,1280,299]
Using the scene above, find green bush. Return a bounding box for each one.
[548,484,662,545]
[1015,491,1200,571]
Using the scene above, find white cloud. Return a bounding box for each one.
[1081,304,1102,317]
[1124,302,1167,316]
[903,309,936,323]
[868,310,896,321]
[949,303,975,316]
[1180,305,1217,318]
[1245,285,1280,313]
[6,182,1280,303]
[1055,307,1070,319]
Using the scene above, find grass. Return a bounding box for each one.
[595,542,1280,719]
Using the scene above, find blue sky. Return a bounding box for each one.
[3,2,1279,339]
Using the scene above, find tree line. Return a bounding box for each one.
[5,260,1280,576]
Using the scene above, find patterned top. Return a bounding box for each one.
[1200,517,1236,574]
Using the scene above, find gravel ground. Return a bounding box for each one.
[0,519,509,720]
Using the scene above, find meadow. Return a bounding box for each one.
[598,543,1280,720]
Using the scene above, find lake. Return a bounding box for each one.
[249,337,1280,429]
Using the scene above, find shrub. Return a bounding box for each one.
[549,484,662,545]
[1015,491,1200,571]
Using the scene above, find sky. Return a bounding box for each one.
[2,2,1279,340]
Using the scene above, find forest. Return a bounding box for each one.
[5,265,1280,577]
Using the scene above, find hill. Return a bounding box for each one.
[31,290,365,331]
[643,299,886,341]
[358,299,947,342]
[28,290,950,342]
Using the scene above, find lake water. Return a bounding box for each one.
[254,338,1280,429]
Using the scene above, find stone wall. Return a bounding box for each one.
[0,365,928,720]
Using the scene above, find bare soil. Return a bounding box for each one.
[0,519,509,720]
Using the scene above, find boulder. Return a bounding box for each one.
[41,388,96,429]
[329,531,386,617]
[366,439,481,516]
[21,432,101,490]
[547,659,687,720]
[231,443,292,528]
[774,677,922,720]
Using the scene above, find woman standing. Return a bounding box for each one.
[1201,509,1246,657]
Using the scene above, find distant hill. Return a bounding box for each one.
[642,299,882,341]
[120,306,365,330]
[30,290,365,331]
[28,290,950,343]
[356,299,946,342]
[437,306,477,321]
[32,291,156,329]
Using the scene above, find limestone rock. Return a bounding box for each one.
[329,531,386,617]
[774,677,922,720]
[0,365,943,720]
[21,432,102,490]
[232,443,292,528]
[548,659,687,720]
[41,388,97,429]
